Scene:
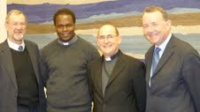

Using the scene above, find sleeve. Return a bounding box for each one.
[88,45,100,62]
[39,50,49,87]
[182,50,200,112]
[87,64,94,101]
[133,62,146,112]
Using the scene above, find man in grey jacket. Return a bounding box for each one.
[0,9,46,112]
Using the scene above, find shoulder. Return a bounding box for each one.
[123,53,144,65]
[0,41,9,53]
[117,52,145,71]
[77,37,96,48]
[171,36,198,55]
[0,40,7,48]
[40,39,58,54]
[77,36,90,43]
[88,57,101,68]
[24,40,40,51]
[25,40,37,46]
[76,36,99,56]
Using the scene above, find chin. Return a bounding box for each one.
[104,52,112,56]
[60,38,69,41]
[15,36,24,40]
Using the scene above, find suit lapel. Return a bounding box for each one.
[25,41,39,83]
[153,36,175,76]
[93,58,103,95]
[145,46,154,83]
[0,41,18,89]
[106,53,125,87]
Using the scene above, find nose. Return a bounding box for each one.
[103,37,109,43]
[63,26,68,31]
[16,24,23,29]
[145,27,154,37]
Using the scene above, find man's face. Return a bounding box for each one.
[55,14,75,42]
[97,25,121,57]
[6,14,26,44]
[142,11,171,46]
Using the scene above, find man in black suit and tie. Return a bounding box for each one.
[0,10,46,112]
[88,24,146,112]
[142,6,200,112]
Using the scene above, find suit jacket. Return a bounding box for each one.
[145,35,200,112]
[88,51,146,112]
[0,40,46,112]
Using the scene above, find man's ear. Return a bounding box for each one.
[166,20,172,30]
[118,36,122,44]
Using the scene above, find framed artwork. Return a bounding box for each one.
[7,0,200,58]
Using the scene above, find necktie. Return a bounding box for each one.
[18,46,23,52]
[149,47,161,86]
[152,47,161,73]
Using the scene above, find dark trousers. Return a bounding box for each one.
[17,104,39,112]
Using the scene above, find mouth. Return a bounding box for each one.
[148,31,159,37]
[14,30,25,36]
[103,44,112,49]
[14,34,24,39]
[61,31,70,36]
[15,31,24,34]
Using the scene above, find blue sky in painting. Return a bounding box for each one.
[8,0,200,23]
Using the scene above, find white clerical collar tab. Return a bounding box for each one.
[105,57,112,61]
[63,42,69,46]
[104,50,121,62]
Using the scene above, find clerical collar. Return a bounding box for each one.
[104,50,120,61]
[7,39,25,52]
[58,35,78,46]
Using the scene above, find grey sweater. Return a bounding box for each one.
[41,36,99,112]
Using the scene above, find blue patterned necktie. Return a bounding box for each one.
[18,46,23,52]
[149,47,161,86]
[152,47,161,73]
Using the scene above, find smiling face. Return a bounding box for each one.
[6,12,26,45]
[97,25,121,57]
[142,11,171,46]
[54,14,75,42]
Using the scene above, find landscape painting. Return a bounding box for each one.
[7,0,200,58]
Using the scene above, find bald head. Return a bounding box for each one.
[96,24,121,57]
[97,24,119,37]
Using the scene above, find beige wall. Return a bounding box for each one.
[0,0,7,43]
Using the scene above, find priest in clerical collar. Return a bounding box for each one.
[87,24,146,112]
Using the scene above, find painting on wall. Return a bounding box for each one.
[7,0,200,58]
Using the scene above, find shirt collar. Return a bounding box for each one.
[104,50,120,62]
[155,33,172,58]
[7,39,25,52]
[58,35,78,46]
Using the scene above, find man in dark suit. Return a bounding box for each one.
[88,24,146,112]
[142,6,200,112]
[0,10,46,112]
